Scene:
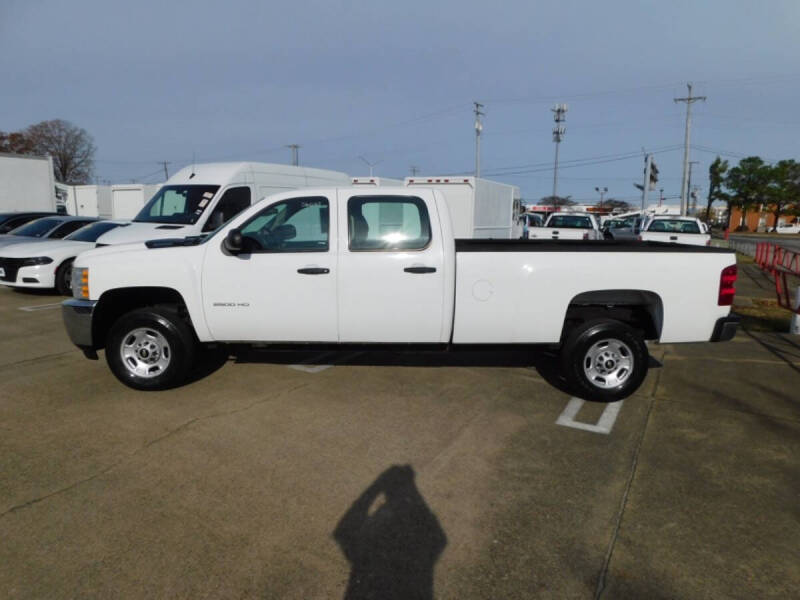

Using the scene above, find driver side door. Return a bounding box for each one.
[201,194,338,342]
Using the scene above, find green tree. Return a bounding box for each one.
[766,159,800,231]
[724,156,771,231]
[704,157,728,226]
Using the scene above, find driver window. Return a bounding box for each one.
[239,196,329,253]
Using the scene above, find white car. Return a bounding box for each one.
[528,212,602,240]
[0,221,125,294]
[0,215,97,251]
[775,222,800,234]
[638,216,711,247]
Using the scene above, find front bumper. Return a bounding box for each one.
[62,298,98,356]
[710,314,740,342]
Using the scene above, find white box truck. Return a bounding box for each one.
[72,185,112,218]
[111,184,162,220]
[97,162,351,245]
[0,153,57,212]
[404,176,522,239]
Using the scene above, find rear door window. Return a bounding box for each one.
[347,196,431,251]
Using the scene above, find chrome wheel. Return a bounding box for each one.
[583,338,634,390]
[119,327,172,379]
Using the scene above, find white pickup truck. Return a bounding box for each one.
[528,212,602,240]
[62,187,739,401]
[638,216,711,247]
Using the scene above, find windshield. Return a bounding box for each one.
[8,218,61,237]
[547,215,592,229]
[65,221,123,242]
[134,185,220,225]
[647,219,701,234]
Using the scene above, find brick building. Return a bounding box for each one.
[728,205,799,232]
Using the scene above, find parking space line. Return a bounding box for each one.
[288,351,363,373]
[556,397,624,435]
[19,302,63,312]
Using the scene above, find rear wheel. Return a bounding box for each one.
[106,307,195,390]
[55,259,74,296]
[560,319,649,402]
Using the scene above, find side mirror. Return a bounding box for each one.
[223,228,243,254]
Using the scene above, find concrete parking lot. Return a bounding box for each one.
[1,273,799,599]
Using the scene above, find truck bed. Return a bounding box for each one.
[455,239,731,253]
[453,238,735,345]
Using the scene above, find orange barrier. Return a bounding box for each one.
[754,242,800,314]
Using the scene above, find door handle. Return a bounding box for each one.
[669,236,678,241]
[404,266,436,274]
[297,267,330,275]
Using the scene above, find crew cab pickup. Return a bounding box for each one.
[529,212,601,240]
[62,188,739,401]
[638,216,711,247]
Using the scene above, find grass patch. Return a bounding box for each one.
[734,306,792,332]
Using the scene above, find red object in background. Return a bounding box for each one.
[723,228,729,240]
[754,242,800,314]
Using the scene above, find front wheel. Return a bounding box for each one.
[560,319,649,402]
[106,307,196,390]
[55,259,74,296]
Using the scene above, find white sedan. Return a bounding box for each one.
[0,221,126,295]
[775,222,800,234]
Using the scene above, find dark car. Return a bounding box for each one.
[0,212,59,234]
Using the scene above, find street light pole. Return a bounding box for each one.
[595,186,608,204]
[474,101,484,178]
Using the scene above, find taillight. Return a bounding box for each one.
[706,239,711,246]
[583,232,589,240]
[637,235,642,241]
[718,264,737,306]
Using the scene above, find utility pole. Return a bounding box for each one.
[473,101,484,178]
[674,83,706,215]
[659,188,664,207]
[410,165,420,176]
[159,161,171,180]
[358,155,382,177]
[641,153,653,211]
[595,186,608,204]
[687,160,699,215]
[286,144,301,166]
[551,104,567,199]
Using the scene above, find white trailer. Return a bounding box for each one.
[0,153,57,212]
[111,184,162,219]
[404,176,522,238]
[351,177,404,186]
[71,185,112,218]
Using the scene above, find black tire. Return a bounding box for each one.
[55,259,74,296]
[560,319,649,402]
[106,307,196,391]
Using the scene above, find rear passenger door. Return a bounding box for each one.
[337,191,447,343]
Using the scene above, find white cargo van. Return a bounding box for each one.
[404,176,522,238]
[97,162,350,245]
[351,177,404,186]
[111,184,162,220]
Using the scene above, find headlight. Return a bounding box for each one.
[21,257,53,266]
[71,267,89,299]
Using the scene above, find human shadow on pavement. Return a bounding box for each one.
[334,465,447,600]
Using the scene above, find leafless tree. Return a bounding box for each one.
[24,119,96,184]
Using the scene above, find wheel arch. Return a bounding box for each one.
[92,286,191,349]
[561,289,664,341]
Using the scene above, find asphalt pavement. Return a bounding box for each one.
[0,276,798,599]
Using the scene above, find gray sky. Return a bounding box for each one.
[2,0,799,204]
